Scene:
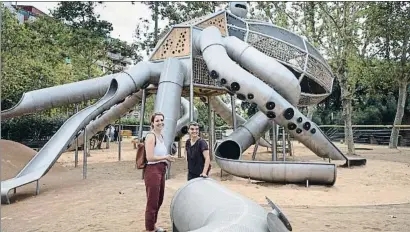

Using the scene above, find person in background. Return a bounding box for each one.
[113,125,118,142]
[185,121,211,181]
[144,112,175,232]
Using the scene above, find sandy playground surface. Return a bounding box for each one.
[1,138,410,232]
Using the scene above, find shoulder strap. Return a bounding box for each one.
[146,132,157,145]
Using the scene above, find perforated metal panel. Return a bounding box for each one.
[150,27,190,61]
[306,56,334,92]
[249,23,306,50]
[299,93,329,106]
[196,13,227,36]
[247,32,306,72]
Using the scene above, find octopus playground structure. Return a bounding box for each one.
[1,2,380,232]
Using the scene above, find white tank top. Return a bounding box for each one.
[147,134,168,165]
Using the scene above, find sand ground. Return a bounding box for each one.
[1,139,410,232]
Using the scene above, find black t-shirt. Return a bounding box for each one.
[186,138,209,175]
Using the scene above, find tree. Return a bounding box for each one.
[103,38,142,73]
[364,2,410,148]
[1,8,85,111]
[51,2,113,80]
[318,2,368,155]
[51,1,112,37]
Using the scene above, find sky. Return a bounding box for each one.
[18,1,166,45]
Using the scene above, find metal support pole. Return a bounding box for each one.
[272,122,277,161]
[207,96,213,161]
[106,125,111,149]
[118,123,122,161]
[75,104,79,167]
[252,142,259,160]
[189,74,194,121]
[178,140,182,158]
[36,180,40,195]
[139,89,146,139]
[213,111,216,148]
[83,127,88,179]
[282,127,286,162]
[139,89,147,180]
[230,95,237,130]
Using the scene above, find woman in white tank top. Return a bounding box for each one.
[143,112,175,232]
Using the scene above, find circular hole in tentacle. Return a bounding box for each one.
[303,122,311,130]
[296,128,302,134]
[267,111,276,119]
[231,82,240,91]
[209,70,219,79]
[310,128,316,134]
[181,126,188,134]
[237,93,246,101]
[220,78,227,85]
[297,117,303,123]
[247,93,254,100]
[287,122,297,130]
[266,102,275,110]
[283,108,295,120]
[200,96,207,103]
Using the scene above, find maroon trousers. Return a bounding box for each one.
[144,162,167,231]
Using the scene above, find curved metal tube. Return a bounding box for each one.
[195,26,365,167]
[215,111,336,185]
[216,158,336,185]
[1,74,116,121]
[223,36,301,106]
[153,58,186,152]
[171,178,290,232]
[216,111,271,159]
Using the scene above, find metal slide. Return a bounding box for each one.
[1,61,168,204]
[2,75,194,151]
[67,89,194,150]
[195,26,365,186]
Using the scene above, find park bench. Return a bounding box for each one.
[121,130,132,138]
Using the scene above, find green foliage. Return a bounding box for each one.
[134,2,226,56]
[192,98,226,129]
[1,9,92,110]
[1,114,67,142]
[51,1,113,37]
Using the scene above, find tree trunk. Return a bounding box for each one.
[340,77,355,155]
[307,105,317,120]
[389,80,408,148]
[340,2,355,156]
[153,2,159,45]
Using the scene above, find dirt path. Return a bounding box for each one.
[2,139,410,231]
